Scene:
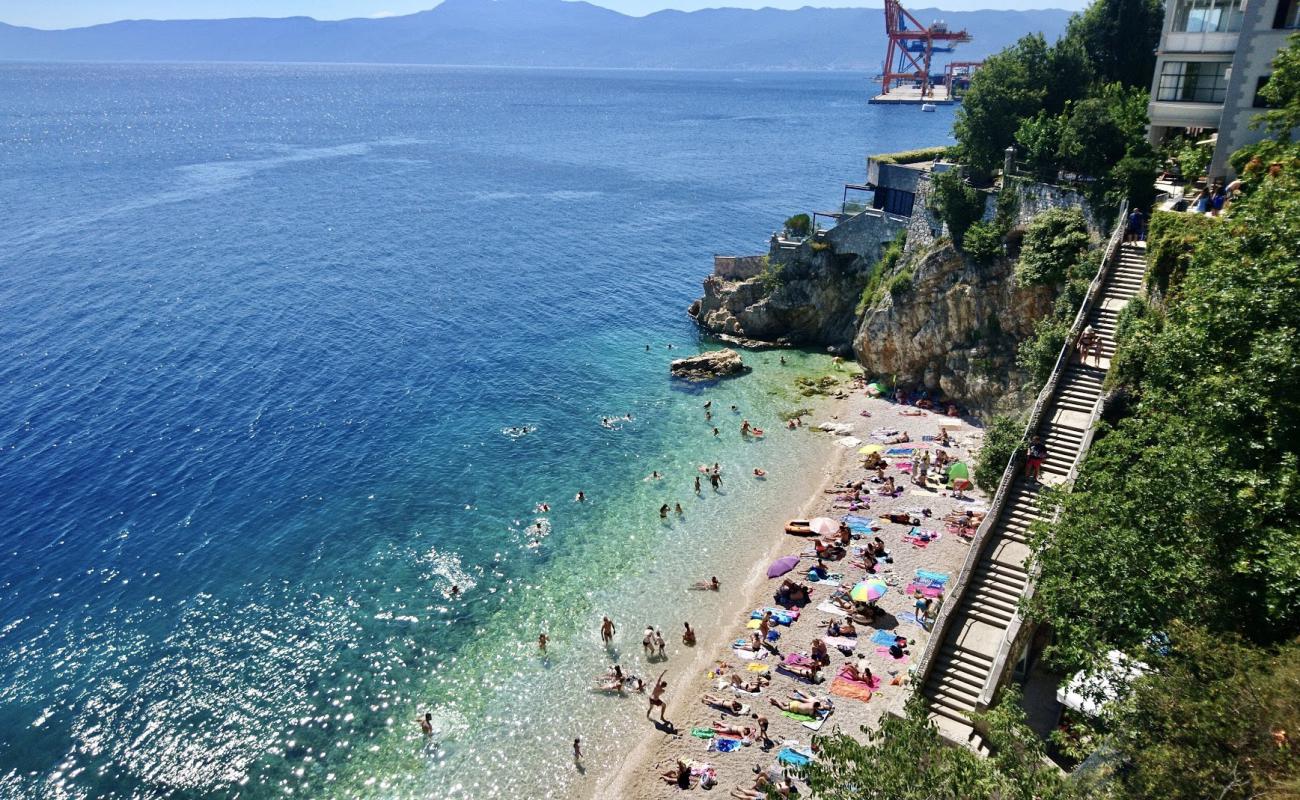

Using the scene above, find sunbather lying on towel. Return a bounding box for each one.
[778,661,821,681]
[770,697,824,716]
[711,721,754,740]
[728,673,769,693]
[825,618,857,637]
[702,694,747,714]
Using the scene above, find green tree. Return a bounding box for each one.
[1061,0,1164,88]
[954,34,1057,177]
[797,688,1073,799]
[1016,111,1065,180]
[1058,98,1131,179]
[1108,624,1300,799]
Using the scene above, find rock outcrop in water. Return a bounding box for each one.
[670,348,749,380]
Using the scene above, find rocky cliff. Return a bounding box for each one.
[852,239,1054,416]
[689,206,907,352]
[689,170,1099,416]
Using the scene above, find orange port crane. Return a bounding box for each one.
[880,0,972,99]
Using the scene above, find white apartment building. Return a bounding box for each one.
[1148,0,1299,178]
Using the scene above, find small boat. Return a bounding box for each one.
[784,519,814,536]
[921,103,937,112]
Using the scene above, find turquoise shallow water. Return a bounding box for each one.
[0,63,955,798]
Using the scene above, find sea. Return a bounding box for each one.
[0,62,954,799]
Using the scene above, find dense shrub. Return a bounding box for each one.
[962,221,1004,264]
[886,269,914,299]
[1017,315,1070,385]
[1145,210,1214,296]
[1016,208,1091,286]
[975,414,1026,491]
[928,170,986,248]
[783,213,811,237]
[855,230,907,315]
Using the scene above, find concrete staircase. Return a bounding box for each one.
[915,240,1148,751]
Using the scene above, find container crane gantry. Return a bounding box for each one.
[880,0,972,99]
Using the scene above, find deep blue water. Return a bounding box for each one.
[0,62,954,798]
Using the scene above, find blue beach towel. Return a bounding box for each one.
[712,738,743,753]
[871,629,903,646]
[885,447,915,456]
[915,570,951,584]
[778,747,812,767]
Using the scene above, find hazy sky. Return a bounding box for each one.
[3,0,1084,30]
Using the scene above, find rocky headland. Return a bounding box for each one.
[690,155,1101,417]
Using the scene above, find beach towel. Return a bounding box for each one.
[691,727,715,739]
[816,601,848,617]
[875,645,909,663]
[896,461,914,472]
[802,710,832,732]
[870,629,904,647]
[830,677,873,702]
[916,570,951,584]
[749,609,794,625]
[731,643,766,660]
[709,738,743,753]
[896,611,923,627]
[777,747,812,767]
[783,653,815,668]
[745,663,770,673]
[824,635,858,652]
[782,710,816,723]
[885,447,915,456]
[905,583,946,598]
[808,573,844,586]
[836,436,863,448]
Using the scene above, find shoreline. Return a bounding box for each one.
[594,385,988,799]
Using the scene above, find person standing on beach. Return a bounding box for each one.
[601,616,615,645]
[755,714,772,748]
[647,670,669,722]
[573,737,583,765]
[654,627,667,659]
[694,475,701,494]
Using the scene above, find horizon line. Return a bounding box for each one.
[1,1,1079,32]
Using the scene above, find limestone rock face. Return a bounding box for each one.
[689,249,871,352]
[669,348,749,381]
[853,241,1055,416]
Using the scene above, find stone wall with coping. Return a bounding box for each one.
[823,206,910,261]
[712,254,768,281]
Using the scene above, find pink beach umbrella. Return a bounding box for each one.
[767,555,802,578]
[809,517,840,536]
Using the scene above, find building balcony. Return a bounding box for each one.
[1148,98,1225,129]
[1160,30,1239,53]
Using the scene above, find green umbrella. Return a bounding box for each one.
[947,462,972,490]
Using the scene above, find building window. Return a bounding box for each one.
[1274,0,1300,28]
[1171,0,1245,32]
[1254,75,1279,107]
[872,187,915,218]
[1156,61,1231,103]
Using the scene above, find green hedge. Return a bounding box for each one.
[871,146,951,165]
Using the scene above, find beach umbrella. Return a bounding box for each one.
[767,555,801,578]
[809,517,840,536]
[858,444,883,455]
[947,462,973,489]
[851,578,888,603]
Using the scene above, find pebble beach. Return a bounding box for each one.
[595,381,990,799]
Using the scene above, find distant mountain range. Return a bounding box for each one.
[0,0,1073,71]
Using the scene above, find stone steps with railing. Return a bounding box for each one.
[896,205,1148,753]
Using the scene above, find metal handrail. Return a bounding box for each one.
[904,200,1129,702]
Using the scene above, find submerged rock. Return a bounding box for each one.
[670,348,749,381]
